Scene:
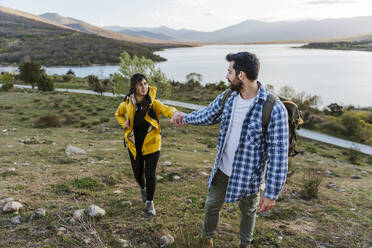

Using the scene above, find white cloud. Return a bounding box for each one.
[306,0,358,5]
[150,12,161,19]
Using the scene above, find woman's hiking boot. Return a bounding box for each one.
[145,201,156,216]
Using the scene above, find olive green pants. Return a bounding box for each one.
[202,169,260,246]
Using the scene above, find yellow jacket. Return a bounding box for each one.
[115,86,176,158]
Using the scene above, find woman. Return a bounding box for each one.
[115,73,179,216]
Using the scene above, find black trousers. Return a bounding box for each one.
[128,150,160,201]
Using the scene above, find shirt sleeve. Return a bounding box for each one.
[264,100,289,200]
[184,91,227,125]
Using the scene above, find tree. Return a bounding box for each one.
[115,52,171,98]
[327,103,344,116]
[186,72,202,83]
[66,69,75,76]
[18,61,43,89]
[87,75,104,95]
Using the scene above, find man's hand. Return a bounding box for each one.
[171,111,184,126]
[257,197,276,213]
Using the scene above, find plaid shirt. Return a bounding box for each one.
[184,83,288,203]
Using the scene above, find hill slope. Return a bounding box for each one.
[39,12,174,45]
[0,10,164,66]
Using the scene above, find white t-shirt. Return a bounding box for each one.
[219,94,254,176]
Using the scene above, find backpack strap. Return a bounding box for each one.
[212,89,233,123]
[262,93,278,133]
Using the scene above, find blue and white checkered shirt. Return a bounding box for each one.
[184,83,288,203]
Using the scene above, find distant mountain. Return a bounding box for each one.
[118,29,175,41]
[105,16,372,43]
[0,7,165,66]
[39,12,171,44]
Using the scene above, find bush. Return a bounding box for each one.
[66,69,75,76]
[64,113,79,125]
[87,74,104,95]
[35,113,62,127]
[341,111,362,138]
[301,172,322,200]
[37,73,54,91]
[0,82,14,91]
[62,74,72,82]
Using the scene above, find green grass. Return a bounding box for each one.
[0,89,371,247]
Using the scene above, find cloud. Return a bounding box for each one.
[150,12,161,19]
[205,11,215,16]
[306,0,358,5]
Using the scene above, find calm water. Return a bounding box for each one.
[1,44,371,107]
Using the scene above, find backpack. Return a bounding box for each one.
[214,89,303,157]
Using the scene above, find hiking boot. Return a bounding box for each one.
[199,238,213,248]
[145,201,156,216]
[141,187,146,203]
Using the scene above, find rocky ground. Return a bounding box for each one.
[0,89,371,247]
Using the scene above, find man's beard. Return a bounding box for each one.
[228,78,243,91]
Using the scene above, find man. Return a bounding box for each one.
[171,52,289,248]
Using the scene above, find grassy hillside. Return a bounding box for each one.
[0,11,165,66]
[0,88,371,247]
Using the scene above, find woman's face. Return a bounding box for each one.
[135,78,149,97]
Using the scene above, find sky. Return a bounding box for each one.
[1,0,372,31]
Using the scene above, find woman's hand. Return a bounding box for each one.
[124,119,129,129]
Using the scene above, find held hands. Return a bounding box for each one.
[257,197,276,213]
[171,111,184,126]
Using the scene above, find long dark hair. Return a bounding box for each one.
[127,73,151,112]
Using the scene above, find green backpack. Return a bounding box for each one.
[214,89,303,157]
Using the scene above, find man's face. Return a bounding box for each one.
[226,61,243,91]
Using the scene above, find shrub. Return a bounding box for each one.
[64,113,80,125]
[347,147,360,164]
[35,113,62,127]
[87,74,104,95]
[66,69,75,76]
[327,103,344,116]
[37,73,54,91]
[99,117,109,123]
[0,82,14,91]
[62,74,72,82]
[301,172,322,200]
[71,177,101,190]
[341,111,362,138]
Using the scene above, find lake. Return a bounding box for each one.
[1,44,371,107]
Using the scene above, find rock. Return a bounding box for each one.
[89,143,94,146]
[193,150,198,153]
[173,175,181,181]
[120,201,132,207]
[87,205,105,217]
[278,235,283,240]
[326,183,337,189]
[160,234,175,247]
[200,172,209,177]
[11,215,21,224]
[73,209,85,220]
[0,198,14,208]
[29,207,47,221]
[118,239,130,247]
[351,174,361,179]
[163,161,172,166]
[202,160,209,164]
[326,170,333,176]
[350,208,356,211]
[2,168,17,176]
[3,201,23,213]
[35,207,46,216]
[187,199,193,204]
[204,148,209,152]
[156,175,164,181]
[87,158,95,163]
[65,145,86,155]
[114,190,122,194]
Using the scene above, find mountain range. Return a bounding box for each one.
[103,17,372,43]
